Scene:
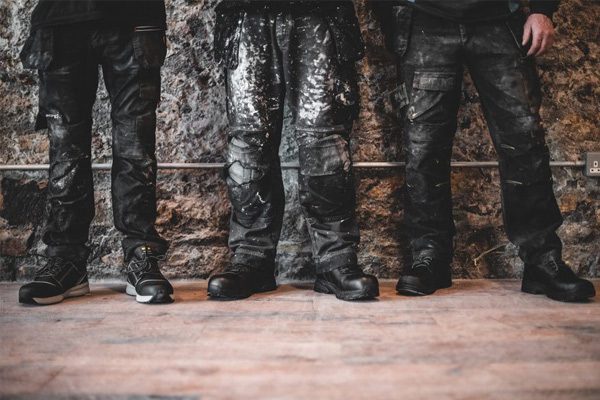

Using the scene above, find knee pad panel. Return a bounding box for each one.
[48,118,92,162]
[298,133,355,218]
[226,136,271,185]
[298,133,351,177]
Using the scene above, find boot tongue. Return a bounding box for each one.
[134,245,154,259]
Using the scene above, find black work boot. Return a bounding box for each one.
[522,253,595,302]
[396,254,452,296]
[207,264,277,300]
[314,265,379,301]
[125,245,174,304]
[19,256,89,305]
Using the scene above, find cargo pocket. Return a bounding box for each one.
[408,71,458,123]
[20,28,54,70]
[132,29,167,69]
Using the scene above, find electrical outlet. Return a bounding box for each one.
[585,152,600,177]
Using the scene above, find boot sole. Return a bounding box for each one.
[396,276,452,297]
[522,280,595,303]
[20,282,90,306]
[314,279,379,301]
[126,282,174,304]
[207,281,277,300]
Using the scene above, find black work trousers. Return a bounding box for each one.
[399,11,563,264]
[224,8,361,273]
[22,24,168,261]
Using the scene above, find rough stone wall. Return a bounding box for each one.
[0,0,598,281]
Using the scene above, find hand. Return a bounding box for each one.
[522,14,555,56]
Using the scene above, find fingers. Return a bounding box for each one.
[537,36,548,56]
[524,14,556,57]
[537,33,553,56]
[527,28,543,56]
[522,21,532,47]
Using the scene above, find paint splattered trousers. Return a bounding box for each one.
[224,8,361,273]
[20,24,169,261]
[399,10,563,263]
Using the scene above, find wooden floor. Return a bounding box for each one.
[1,280,599,400]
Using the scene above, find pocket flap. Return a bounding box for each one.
[413,72,457,91]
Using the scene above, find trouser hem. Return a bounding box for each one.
[316,250,358,274]
[45,244,90,262]
[123,238,169,261]
[232,252,275,273]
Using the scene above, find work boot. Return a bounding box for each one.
[19,256,89,305]
[207,264,277,300]
[125,245,174,304]
[396,253,452,296]
[522,253,595,302]
[314,265,379,301]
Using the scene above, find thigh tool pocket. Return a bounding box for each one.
[133,28,167,69]
[408,71,458,123]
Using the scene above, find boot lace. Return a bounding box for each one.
[126,254,165,274]
[336,265,361,275]
[412,256,434,273]
[547,258,577,279]
[35,256,74,278]
[227,264,259,274]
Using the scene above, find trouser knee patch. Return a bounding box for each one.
[48,118,92,161]
[298,134,355,218]
[226,137,270,185]
[298,134,351,177]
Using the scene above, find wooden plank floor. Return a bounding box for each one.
[1,280,599,400]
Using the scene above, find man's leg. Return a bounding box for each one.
[396,11,463,295]
[208,11,284,299]
[466,14,594,301]
[100,26,172,304]
[289,12,378,300]
[19,26,97,305]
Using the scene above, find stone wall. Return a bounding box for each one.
[0,0,598,281]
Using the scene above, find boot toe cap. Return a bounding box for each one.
[19,282,61,304]
[349,275,379,293]
[208,274,248,299]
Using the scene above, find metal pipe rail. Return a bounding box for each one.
[0,161,586,171]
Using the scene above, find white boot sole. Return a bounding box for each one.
[126,282,174,304]
[32,282,90,305]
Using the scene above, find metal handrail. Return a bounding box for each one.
[0,161,586,171]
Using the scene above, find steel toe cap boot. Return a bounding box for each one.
[19,257,89,305]
[125,245,174,304]
[522,254,595,302]
[314,265,379,301]
[207,264,277,300]
[396,254,452,296]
